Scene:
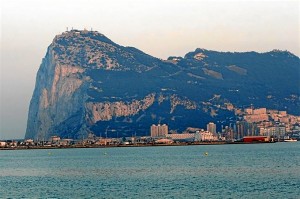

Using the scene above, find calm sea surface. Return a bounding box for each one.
[0,142,299,198]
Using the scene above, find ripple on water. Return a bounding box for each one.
[0,143,299,198]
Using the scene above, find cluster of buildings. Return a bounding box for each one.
[222,107,300,140]
[0,136,75,148]
[1,122,220,149]
[1,106,299,149]
[150,123,219,143]
[150,107,300,143]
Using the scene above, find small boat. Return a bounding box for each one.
[284,139,297,142]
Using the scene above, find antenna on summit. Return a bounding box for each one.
[66,27,68,31]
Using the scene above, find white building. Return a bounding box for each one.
[195,130,218,141]
[166,133,195,141]
[0,141,7,147]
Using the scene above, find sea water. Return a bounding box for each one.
[0,142,299,198]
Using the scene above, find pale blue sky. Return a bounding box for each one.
[0,0,299,139]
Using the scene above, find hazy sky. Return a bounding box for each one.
[0,0,299,139]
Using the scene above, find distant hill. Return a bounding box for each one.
[25,30,300,139]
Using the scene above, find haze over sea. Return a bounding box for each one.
[0,143,299,198]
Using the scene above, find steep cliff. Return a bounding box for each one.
[26,45,87,139]
[26,30,300,139]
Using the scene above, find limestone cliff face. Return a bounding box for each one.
[26,46,86,139]
[86,94,155,123]
[26,30,300,139]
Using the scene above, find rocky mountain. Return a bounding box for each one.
[25,29,300,139]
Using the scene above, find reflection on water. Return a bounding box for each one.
[0,143,299,198]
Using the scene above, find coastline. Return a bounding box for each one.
[0,141,276,150]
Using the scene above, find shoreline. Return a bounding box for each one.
[0,141,276,150]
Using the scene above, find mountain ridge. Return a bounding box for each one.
[25,30,300,139]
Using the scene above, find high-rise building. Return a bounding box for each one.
[222,126,234,140]
[151,124,159,137]
[236,121,247,139]
[236,121,259,138]
[159,124,168,137]
[207,122,216,135]
[150,124,168,137]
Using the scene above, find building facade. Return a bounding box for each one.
[195,130,218,141]
[151,124,168,137]
[207,122,216,135]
